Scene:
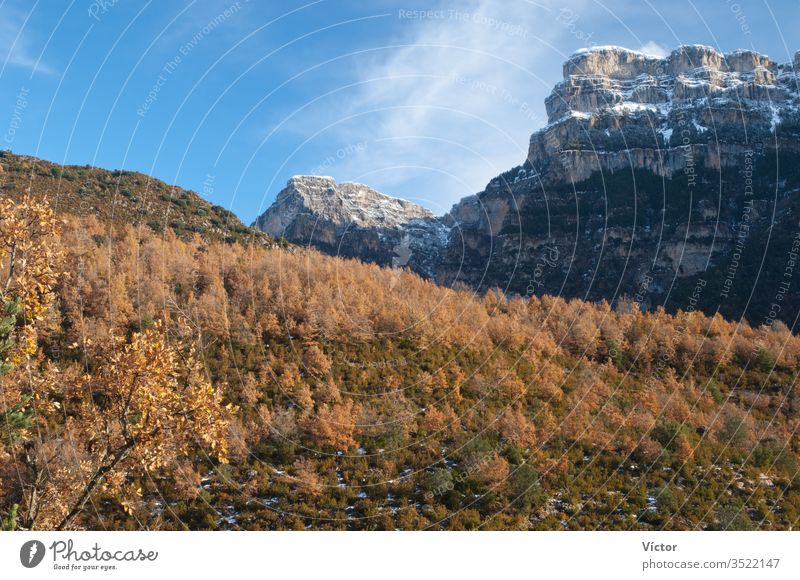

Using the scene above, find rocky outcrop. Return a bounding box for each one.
[254,176,449,276]
[531,45,799,185]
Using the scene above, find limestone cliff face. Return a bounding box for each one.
[254,176,449,277]
[528,45,800,185]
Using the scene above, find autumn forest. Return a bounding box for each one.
[1,155,799,531]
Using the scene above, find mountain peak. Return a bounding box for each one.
[254,175,448,276]
[258,176,434,238]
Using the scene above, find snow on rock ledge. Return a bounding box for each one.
[253,176,449,278]
[531,45,800,183]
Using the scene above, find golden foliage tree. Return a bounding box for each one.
[0,195,234,530]
[36,323,235,530]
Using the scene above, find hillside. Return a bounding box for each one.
[0,150,272,246]
[2,193,799,530]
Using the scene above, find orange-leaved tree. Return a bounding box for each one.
[0,193,62,449]
[0,194,234,530]
[0,193,63,530]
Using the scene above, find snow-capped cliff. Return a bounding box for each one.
[254,176,449,277]
[527,45,800,183]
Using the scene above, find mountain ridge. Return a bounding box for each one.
[254,175,450,276]
[254,44,800,327]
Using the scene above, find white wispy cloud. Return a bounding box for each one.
[0,5,55,76]
[636,40,669,58]
[290,0,589,214]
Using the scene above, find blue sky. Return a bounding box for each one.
[2,0,799,223]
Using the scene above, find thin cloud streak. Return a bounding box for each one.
[288,0,587,214]
[0,4,56,76]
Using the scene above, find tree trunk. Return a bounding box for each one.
[55,440,134,531]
